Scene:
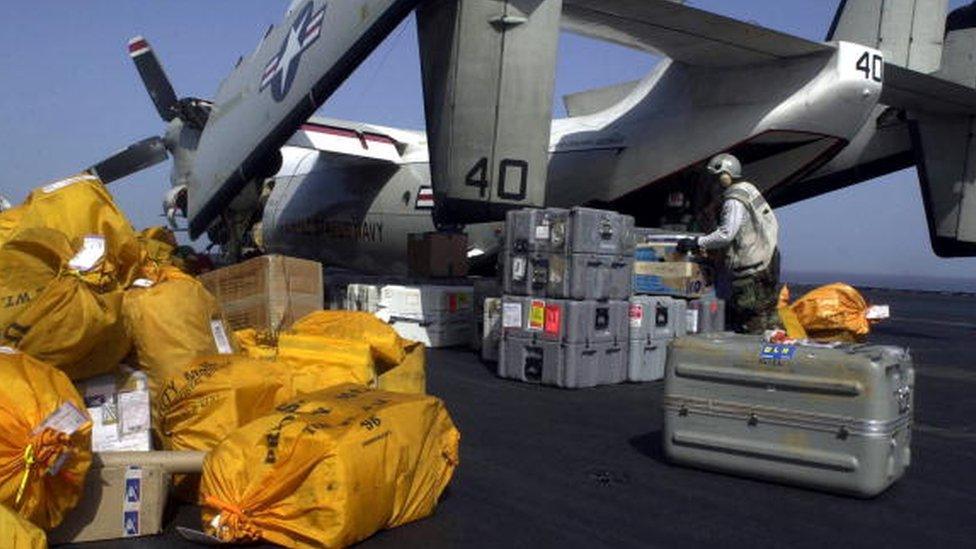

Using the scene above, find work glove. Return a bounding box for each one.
[676,237,699,255]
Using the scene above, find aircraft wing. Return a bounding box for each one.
[186,0,420,237]
[561,0,831,66]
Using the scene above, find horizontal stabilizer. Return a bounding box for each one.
[881,63,976,114]
[562,0,831,66]
[563,80,638,117]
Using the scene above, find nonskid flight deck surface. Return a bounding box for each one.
[83,287,976,548]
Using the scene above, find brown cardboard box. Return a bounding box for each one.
[408,232,468,278]
[199,254,323,333]
[49,452,205,544]
[632,239,714,298]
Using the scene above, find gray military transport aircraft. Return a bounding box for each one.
[89,0,976,274]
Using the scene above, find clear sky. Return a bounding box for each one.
[0,1,973,289]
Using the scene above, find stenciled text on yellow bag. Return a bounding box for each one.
[123,266,233,397]
[200,384,460,548]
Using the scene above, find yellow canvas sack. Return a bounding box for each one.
[377,341,426,395]
[136,226,179,280]
[0,505,46,548]
[234,329,277,361]
[0,229,74,332]
[290,311,407,368]
[778,283,872,342]
[123,266,232,398]
[5,273,128,382]
[0,350,92,530]
[153,355,289,452]
[199,385,460,548]
[276,332,377,388]
[18,174,141,287]
[0,206,26,247]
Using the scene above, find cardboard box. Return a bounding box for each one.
[633,260,712,298]
[199,254,324,333]
[77,370,152,453]
[49,452,205,544]
[408,232,469,278]
[633,241,713,298]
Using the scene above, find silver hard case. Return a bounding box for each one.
[664,333,914,498]
[628,338,669,382]
[498,333,627,388]
[502,296,628,345]
[505,207,635,255]
[561,207,635,255]
[629,295,688,340]
[505,207,569,253]
[503,252,632,300]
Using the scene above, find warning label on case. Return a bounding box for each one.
[629,304,643,328]
[528,300,546,331]
[544,304,562,335]
[502,302,522,329]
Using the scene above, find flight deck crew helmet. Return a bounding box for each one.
[706,153,742,179]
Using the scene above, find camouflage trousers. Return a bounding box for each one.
[729,250,781,335]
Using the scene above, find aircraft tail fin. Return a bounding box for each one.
[827,0,947,73]
[909,113,976,257]
[939,2,976,86]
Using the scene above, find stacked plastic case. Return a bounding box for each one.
[374,285,474,348]
[472,278,502,358]
[344,283,381,313]
[627,228,727,381]
[499,207,634,388]
[504,208,634,299]
[628,295,687,382]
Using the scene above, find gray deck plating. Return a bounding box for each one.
[85,287,976,548]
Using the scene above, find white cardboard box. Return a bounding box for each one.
[78,370,152,452]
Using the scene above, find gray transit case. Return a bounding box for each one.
[497,297,627,388]
[504,252,632,300]
[663,333,914,497]
[498,336,627,388]
[627,296,687,382]
[505,207,635,256]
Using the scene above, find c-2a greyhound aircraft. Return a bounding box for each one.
[90,0,976,274]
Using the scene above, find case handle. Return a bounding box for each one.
[675,363,863,396]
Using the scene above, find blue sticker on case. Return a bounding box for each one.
[760,344,796,361]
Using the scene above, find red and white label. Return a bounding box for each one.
[629,304,644,328]
[544,304,562,336]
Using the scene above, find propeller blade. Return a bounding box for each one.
[128,36,179,122]
[90,136,169,184]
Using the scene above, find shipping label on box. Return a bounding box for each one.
[48,462,169,544]
[633,260,711,298]
[81,371,153,453]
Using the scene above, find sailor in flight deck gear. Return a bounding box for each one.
[676,153,781,334]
